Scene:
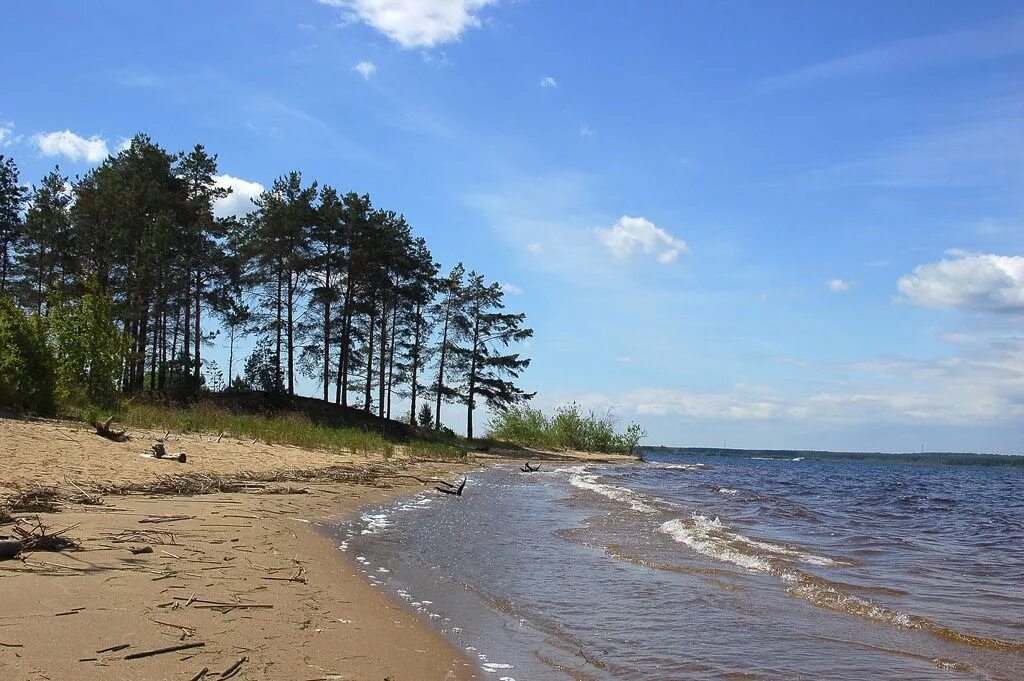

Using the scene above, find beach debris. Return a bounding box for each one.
[123,641,205,660]
[0,507,13,525]
[151,441,188,463]
[218,656,247,679]
[11,516,79,552]
[129,546,153,555]
[0,536,23,560]
[188,667,210,681]
[139,514,194,524]
[435,477,467,496]
[5,485,60,513]
[520,462,541,472]
[65,478,103,506]
[91,416,129,442]
[96,643,131,654]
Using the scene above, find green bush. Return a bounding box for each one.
[488,402,645,455]
[49,283,127,408]
[0,297,56,414]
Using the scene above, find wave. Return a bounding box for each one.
[659,514,1024,653]
[568,470,659,513]
[645,461,710,471]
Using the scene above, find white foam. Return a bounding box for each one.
[660,516,773,573]
[716,487,740,495]
[646,462,709,471]
[483,663,514,671]
[569,471,658,513]
[359,513,391,535]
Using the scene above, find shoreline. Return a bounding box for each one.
[0,417,482,680]
[0,416,632,680]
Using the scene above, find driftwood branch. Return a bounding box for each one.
[435,478,466,496]
[520,462,541,472]
[123,641,204,660]
[91,417,129,442]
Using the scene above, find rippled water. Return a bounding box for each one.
[328,456,1024,680]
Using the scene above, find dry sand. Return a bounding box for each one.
[0,417,481,681]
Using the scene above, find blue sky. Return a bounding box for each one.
[4,1,1023,453]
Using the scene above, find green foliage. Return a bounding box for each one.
[49,283,127,408]
[406,440,468,461]
[0,297,56,414]
[416,402,433,429]
[120,401,394,458]
[488,402,645,455]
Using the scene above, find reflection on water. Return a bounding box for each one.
[328,457,1024,680]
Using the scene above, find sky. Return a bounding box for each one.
[3,1,1023,454]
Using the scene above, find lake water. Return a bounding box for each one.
[328,455,1024,680]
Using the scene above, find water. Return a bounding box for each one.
[328,456,1024,680]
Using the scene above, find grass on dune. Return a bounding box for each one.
[117,401,395,458]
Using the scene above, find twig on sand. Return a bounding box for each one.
[96,643,130,654]
[124,641,205,660]
[188,667,210,681]
[219,656,247,679]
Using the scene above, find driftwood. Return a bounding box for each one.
[435,478,466,496]
[520,462,541,472]
[152,442,187,463]
[91,416,129,442]
[124,641,205,660]
[188,668,210,681]
[219,656,247,679]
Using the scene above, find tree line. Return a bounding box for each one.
[0,137,533,437]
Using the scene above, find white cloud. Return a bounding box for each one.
[319,0,496,48]
[826,278,850,293]
[498,281,522,295]
[897,251,1024,313]
[595,216,689,265]
[0,120,14,146]
[115,137,132,153]
[526,242,544,255]
[353,60,377,80]
[540,76,557,88]
[579,123,595,137]
[616,355,632,364]
[32,130,109,163]
[212,174,265,219]
[571,339,1024,426]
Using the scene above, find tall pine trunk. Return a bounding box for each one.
[434,302,450,430]
[466,304,481,440]
[193,271,202,380]
[322,249,332,402]
[287,268,295,395]
[409,303,422,425]
[364,307,375,412]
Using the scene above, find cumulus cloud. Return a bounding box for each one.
[897,251,1024,313]
[353,60,377,80]
[498,281,522,294]
[579,123,595,137]
[827,278,850,293]
[526,242,543,255]
[0,120,14,146]
[212,174,265,219]
[540,76,557,88]
[318,0,496,48]
[595,216,689,265]
[33,130,109,163]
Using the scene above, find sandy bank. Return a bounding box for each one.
[0,417,478,680]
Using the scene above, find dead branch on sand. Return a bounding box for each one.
[91,416,130,442]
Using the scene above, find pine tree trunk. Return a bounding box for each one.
[322,251,331,402]
[193,271,202,380]
[434,301,450,431]
[386,302,398,420]
[182,274,192,377]
[378,299,388,419]
[410,303,421,425]
[466,305,481,440]
[287,268,295,395]
[364,307,375,412]
[336,278,354,405]
[275,261,283,392]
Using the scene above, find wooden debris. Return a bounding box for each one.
[520,462,541,472]
[124,641,205,660]
[139,515,193,524]
[96,643,131,654]
[219,656,247,679]
[435,478,467,496]
[188,667,210,681]
[130,546,154,555]
[5,486,60,513]
[11,517,79,552]
[91,416,129,442]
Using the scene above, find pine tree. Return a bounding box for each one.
[451,272,534,439]
[0,155,27,294]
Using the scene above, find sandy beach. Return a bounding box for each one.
[0,416,490,681]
